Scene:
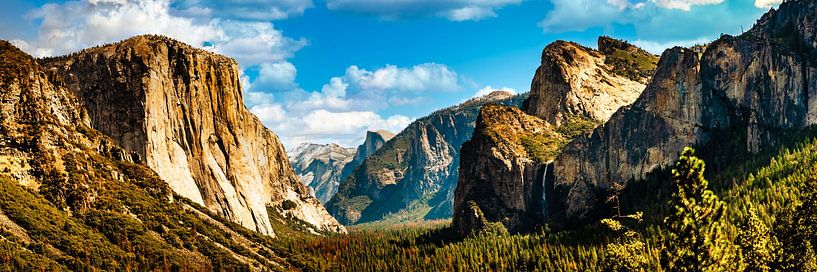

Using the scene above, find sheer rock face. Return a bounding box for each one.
[552,0,817,223]
[452,37,655,234]
[524,38,656,126]
[327,91,527,225]
[452,105,560,234]
[42,35,345,235]
[289,143,356,203]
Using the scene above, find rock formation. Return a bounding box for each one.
[288,130,394,204]
[453,37,656,233]
[524,37,657,126]
[289,143,356,203]
[0,39,306,270]
[341,130,395,178]
[40,35,345,235]
[552,0,817,223]
[327,91,527,225]
[452,105,563,234]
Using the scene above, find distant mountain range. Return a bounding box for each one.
[326,90,528,225]
[289,130,394,203]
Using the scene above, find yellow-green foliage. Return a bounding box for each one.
[604,48,659,82]
[520,134,564,163]
[662,147,740,271]
[556,115,601,139]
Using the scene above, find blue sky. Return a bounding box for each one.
[0,0,779,148]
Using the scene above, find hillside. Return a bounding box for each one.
[326,91,527,225]
[550,0,817,224]
[0,39,311,271]
[453,37,657,234]
[39,35,344,235]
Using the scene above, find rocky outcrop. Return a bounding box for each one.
[327,91,527,225]
[453,37,656,234]
[524,37,657,126]
[452,105,562,234]
[341,130,395,178]
[41,35,345,235]
[288,130,394,204]
[0,40,306,270]
[289,143,356,203]
[551,0,817,223]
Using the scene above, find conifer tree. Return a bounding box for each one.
[661,147,739,271]
[773,175,817,270]
[738,205,775,272]
[601,212,649,272]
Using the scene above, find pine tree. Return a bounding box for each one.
[738,205,775,272]
[773,175,817,270]
[661,147,740,271]
[601,212,649,272]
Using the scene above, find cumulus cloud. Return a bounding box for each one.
[14,0,306,64]
[754,0,782,8]
[16,0,223,57]
[344,64,461,93]
[326,0,521,21]
[244,62,466,148]
[472,86,517,98]
[251,61,299,92]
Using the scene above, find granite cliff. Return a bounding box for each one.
[0,39,309,270]
[551,0,817,223]
[288,130,394,203]
[40,35,344,235]
[289,143,356,203]
[327,91,527,225]
[453,37,657,233]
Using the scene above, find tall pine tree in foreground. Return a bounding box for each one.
[661,147,740,271]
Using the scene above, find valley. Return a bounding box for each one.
[1,0,817,271]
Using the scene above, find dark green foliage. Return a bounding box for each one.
[772,174,817,270]
[555,115,601,139]
[662,147,739,271]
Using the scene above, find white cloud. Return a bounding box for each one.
[211,21,306,67]
[326,0,521,21]
[16,0,306,64]
[651,0,724,11]
[251,61,299,92]
[539,0,626,33]
[754,0,782,8]
[631,37,711,54]
[443,6,497,21]
[473,86,517,98]
[19,0,223,57]
[252,105,412,148]
[250,103,286,124]
[245,62,466,148]
[344,64,461,93]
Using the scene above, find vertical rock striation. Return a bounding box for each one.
[453,37,656,233]
[289,143,357,203]
[327,91,527,225]
[551,0,817,223]
[42,35,345,235]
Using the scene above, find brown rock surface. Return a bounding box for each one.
[524,37,657,126]
[452,105,562,234]
[41,35,344,235]
[552,0,817,222]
